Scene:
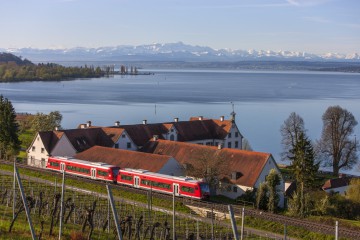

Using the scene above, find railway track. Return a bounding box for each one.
[2,159,360,239]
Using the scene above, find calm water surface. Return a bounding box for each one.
[1,69,359,174]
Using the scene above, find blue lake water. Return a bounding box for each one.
[1,69,360,175]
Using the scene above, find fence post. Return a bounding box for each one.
[240,208,245,240]
[59,171,65,240]
[228,205,239,240]
[15,164,36,240]
[106,184,123,240]
[13,157,16,220]
[335,221,338,240]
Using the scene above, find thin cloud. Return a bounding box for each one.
[286,0,331,7]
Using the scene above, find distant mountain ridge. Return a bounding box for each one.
[1,42,359,62]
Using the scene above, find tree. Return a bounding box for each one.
[266,169,281,213]
[0,95,20,159]
[290,132,319,190]
[256,182,268,210]
[280,112,305,162]
[184,149,228,193]
[31,111,62,132]
[242,138,253,151]
[317,106,358,176]
[347,178,360,204]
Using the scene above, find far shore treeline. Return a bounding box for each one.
[0,52,105,82]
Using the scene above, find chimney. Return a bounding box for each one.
[80,124,86,129]
[153,135,159,141]
[114,121,120,127]
[86,121,92,128]
[198,116,203,121]
[218,143,223,150]
[220,116,224,122]
[174,117,179,123]
[143,119,147,125]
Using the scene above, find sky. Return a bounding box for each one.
[1,0,359,54]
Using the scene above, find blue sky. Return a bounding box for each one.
[1,0,359,54]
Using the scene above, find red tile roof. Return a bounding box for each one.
[38,131,64,153]
[141,139,271,187]
[322,177,351,190]
[74,146,174,172]
[106,117,235,146]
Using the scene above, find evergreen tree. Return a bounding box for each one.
[256,182,269,210]
[289,132,319,217]
[290,132,319,190]
[266,169,281,213]
[0,95,20,159]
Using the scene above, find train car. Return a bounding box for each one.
[47,156,120,183]
[118,168,210,200]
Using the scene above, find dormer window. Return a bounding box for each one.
[122,134,126,138]
[231,172,242,180]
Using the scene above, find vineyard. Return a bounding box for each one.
[0,171,267,240]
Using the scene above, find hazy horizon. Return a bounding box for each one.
[1,0,359,54]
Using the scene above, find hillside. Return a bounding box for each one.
[0,52,105,82]
[0,52,33,65]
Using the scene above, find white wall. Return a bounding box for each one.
[158,157,184,176]
[51,135,77,157]
[27,133,49,168]
[254,156,285,207]
[324,186,349,195]
[223,123,243,149]
[115,131,137,151]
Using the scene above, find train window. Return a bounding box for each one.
[121,175,133,181]
[141,180,171,189]
[50,162,59,167]
[98,170,108,176]
[181,186,195,193]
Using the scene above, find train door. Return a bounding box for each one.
[60,163,65,173]
[91,168,96,179]
[134,176,140,188]
[173,183,180,196]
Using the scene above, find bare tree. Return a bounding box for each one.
[280,112,305,162]
[184,149,228,193]
[317,106,358,176]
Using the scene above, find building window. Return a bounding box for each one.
[114,143,119,149]
[30,156,35,165]
[32,146,35,152]
[235,141,239,148]
[235,132,239,138]
[228,133,232,138]
[206,142,212,146]
[228,142,231,148]
[171,129,174,132]
[122,134,126,138]
[170,135,174,141]
[127,142,131,149]
[233,186,237,192]
[41,148,45,153]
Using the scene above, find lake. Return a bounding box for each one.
[1,69,360,175]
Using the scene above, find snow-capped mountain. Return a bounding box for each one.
[1,42,359,62]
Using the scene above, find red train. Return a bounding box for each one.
[47,156,120,183]
[118,168,210,200]
[46,156,210,200]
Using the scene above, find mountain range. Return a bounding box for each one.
[1,42,359,62]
